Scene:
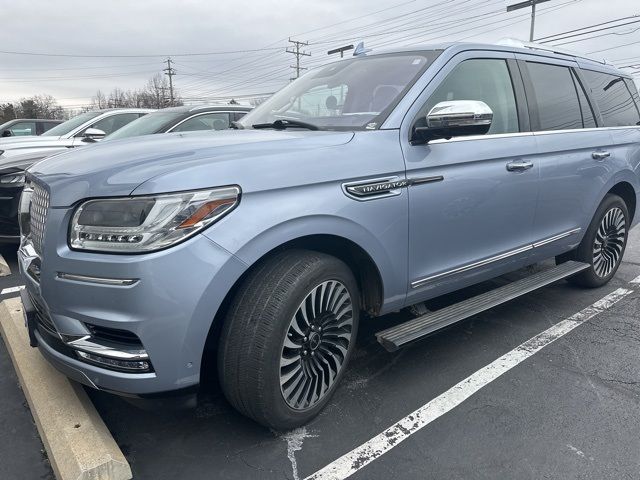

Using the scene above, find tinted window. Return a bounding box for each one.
[7,121,37,136]
[43,111,102,136]
[572,70,597,128]
[106,112,183,140]
[526,62,582,131]
[419,59,519,135]
[582,70,640,127]
[172,113,231,132]
[89,113,140,135]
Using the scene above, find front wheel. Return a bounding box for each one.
[565,193,629,288]
[218,250,359,429]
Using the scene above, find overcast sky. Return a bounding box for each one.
[2,0,639,110]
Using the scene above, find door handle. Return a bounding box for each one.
[592,151,611,160]
[506,161,534,172]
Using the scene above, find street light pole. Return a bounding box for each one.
[506,0,552,42]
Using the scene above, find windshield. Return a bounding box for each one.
[238,51,440,131]
[0,120,15,131]
[105,112,183,140]
[42,111,102,137]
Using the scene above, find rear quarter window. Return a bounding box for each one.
[582,70,640,127]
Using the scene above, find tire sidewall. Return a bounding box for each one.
[261,256,360,429]
[577,194,629,286]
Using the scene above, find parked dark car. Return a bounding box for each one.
[0,118,62,137]
[0,108,153,241]
[104,105,252,141]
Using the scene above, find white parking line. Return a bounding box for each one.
[306,287,633,480]
[1,285,24,295]
[629,274,640,284]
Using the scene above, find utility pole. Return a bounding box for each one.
[506,0,552,42]
[164,58,176,106]
[286,38,311,81]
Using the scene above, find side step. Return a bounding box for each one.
[376,261,589,352]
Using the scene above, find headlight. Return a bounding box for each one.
[0,172,26,185]
[69,186,240,253]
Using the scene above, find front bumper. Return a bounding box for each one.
[18,218,246,396]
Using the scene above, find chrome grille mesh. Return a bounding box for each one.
[30,183,49,256]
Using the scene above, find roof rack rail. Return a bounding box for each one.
[497,38,610,65]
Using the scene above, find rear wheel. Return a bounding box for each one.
[564,194,628,288]
[218,250,359,429]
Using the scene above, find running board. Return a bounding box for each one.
[376,261,590,352]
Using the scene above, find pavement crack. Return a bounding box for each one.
[276,426,317,480]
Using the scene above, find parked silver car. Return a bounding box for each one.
[18,42,640,429]
[104,105,251,140]
[0,108,153,159]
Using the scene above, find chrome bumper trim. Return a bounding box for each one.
[66,336,149,361]
[56,272,139,286]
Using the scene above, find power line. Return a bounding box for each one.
[536,14,640,41]
[0,46,286,58]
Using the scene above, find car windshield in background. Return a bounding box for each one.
[105,112,184,140]
[238,51,441,131]
[42,111,103,136]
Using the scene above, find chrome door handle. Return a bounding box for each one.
[592,151,611,160]
[506,161,534,172]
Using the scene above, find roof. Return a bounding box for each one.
[2,118,62,123]
[362,41,628,78]
[155,105,252,114]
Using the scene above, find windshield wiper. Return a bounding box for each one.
[252,119,320,131]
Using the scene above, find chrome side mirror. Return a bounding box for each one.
[82,127,106,142]
[412,100,493,144]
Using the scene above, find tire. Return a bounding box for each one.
[565,194,629,288]
[218,249,360,429]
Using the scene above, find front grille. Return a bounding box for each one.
[29,183,49,256]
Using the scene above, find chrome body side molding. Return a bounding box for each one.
[411,228,582,289]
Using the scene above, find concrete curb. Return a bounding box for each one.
[0,297,132,480]
[0,253,11,277]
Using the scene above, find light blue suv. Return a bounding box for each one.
[18,42,640,428]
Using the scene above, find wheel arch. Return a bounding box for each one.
[607,180,636,223]
[200,219,404,381]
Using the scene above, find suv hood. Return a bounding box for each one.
[0,135,71,158]
[30,129,355,206]
[0,135,64,148]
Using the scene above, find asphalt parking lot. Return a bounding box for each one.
[1,232,640,480]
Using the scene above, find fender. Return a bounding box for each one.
[204,214,408,314]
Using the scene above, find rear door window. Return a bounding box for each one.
[525,62,583,131]
[582,70,640,127]
[572,70,597,128]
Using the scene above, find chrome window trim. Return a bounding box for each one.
[56,272,139,286]
[425,125,640,145]
[167,111,235,133]
[411,228,581,289]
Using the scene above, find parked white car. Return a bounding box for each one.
[0,108,153,159]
